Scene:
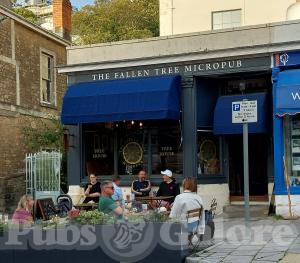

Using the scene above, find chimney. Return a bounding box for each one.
[52,0,72,41]
[0,0,12,8]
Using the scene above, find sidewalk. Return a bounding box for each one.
[186,216,300,263]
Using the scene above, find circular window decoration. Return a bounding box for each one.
[122,142,143,165]
[200,140,216,162]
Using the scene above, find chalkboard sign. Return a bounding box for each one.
[36,198,58,220]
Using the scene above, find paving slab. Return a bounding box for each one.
[279,253,300,262]
[231,250,260,256]
[222,255,254,263]
[254,252,285,261]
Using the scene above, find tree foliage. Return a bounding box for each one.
[21,116,64,153]
[13,7,38,24]
[72,0,159,45]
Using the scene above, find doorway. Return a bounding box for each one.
[228,134,269,201]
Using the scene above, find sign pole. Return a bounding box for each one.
[232,98,257,235]
[243,121,250,233]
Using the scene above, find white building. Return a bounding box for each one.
[160,0,300,36]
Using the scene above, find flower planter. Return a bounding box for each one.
[0,222,214,263]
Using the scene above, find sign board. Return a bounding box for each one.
[232,100,258,123]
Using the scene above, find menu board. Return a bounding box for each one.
[291,119,300,174]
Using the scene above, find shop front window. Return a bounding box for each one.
[83,123,114,176]
[117,122,148,175]
[82,121,183,178]
[284,115,300,187]
[198,131,221,175]
[151,123,183,175]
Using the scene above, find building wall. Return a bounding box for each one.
[160,0,296,36]
[0,13,67,213]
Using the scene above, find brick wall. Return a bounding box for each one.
[0,61,16,104]
[0,16,11,57]
[53,0,72,40]
[14,23,67,111]
[0,13,68,213]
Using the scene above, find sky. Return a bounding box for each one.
[71,0,94,9]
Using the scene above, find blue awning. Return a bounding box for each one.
[275,69,300,116]
[61,76,181,125]
[213,93,269,135]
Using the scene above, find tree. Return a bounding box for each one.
[13,7,38,24]
[72,0,159,45]
[21,116,68,193]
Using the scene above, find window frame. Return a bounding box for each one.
[211,9,242,30]
[40,48,56,107]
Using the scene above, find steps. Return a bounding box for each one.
[222,204,269,218]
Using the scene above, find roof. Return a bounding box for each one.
[0,4,70,46]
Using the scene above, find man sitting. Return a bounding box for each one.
[156,169,180,208]
[112,175,125,207]
[98,180,123,218]
[83,174,101,203]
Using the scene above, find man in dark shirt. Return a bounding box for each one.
[157,169,180,204]
[131,170,151,197]
[83,174,101,203]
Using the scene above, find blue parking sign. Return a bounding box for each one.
[233,103,240,111]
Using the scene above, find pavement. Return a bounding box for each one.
[186,216,300,263]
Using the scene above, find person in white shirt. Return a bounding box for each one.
[169,177,205,235]
[111,175,125,207]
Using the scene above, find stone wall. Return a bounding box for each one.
[0,12,68,213]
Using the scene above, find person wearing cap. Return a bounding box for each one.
[156,169,180,207]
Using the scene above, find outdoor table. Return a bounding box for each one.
[74,203,98,211]
[135,196,174,209]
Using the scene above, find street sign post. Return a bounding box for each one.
[232,99,258,233]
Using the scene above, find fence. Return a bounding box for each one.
[25,151,62,202]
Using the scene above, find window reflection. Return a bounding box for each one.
[284,116,300,187]
[83,123,114,176]
[198,131,220,175]
[151,123,183,175]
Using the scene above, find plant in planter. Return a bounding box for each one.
[0,222,8,236]
[144,210,170,223]
[70,210,114,225]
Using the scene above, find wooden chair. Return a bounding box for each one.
[186,207,203,250]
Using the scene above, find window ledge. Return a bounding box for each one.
[40,102,57,109]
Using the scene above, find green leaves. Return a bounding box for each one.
[13,7,38,24]
[71,210,114,225]
[72,0,159,45]
[21,116,64,152]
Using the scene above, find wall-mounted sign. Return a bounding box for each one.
[275,51,300,67]
[69,56,271,84]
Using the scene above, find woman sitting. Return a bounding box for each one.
[131,170,151,197]
[170,177,205,235]
[12,195,34,225]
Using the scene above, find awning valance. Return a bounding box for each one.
[213,93,269,135]
[61,76,181,125]
[275,69,300,116]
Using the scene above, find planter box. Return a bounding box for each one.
[0,222,214,263]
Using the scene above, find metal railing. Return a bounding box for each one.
[25,151,62,201]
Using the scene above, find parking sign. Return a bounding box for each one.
[232,100,257,123]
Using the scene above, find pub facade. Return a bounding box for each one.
[59,20,300,213]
